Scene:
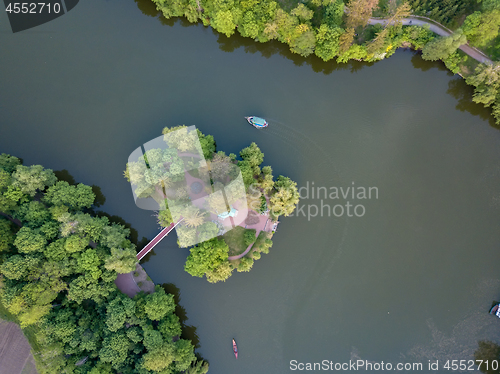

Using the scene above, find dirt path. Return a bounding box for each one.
[367,16,493,64]
[0,320,38,374]
[114,264,155,298]
[228,241,254,261]
[227,205,271,260]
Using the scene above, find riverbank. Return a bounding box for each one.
[115,263,155,297]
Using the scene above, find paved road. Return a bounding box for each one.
[368,16,493,64]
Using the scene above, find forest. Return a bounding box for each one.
[149,0,500,126]
[0,154,208,374]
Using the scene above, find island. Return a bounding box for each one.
[125,125,300,283]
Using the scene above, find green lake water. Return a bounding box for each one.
[2,1,500,372]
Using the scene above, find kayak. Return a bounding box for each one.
[232,338,238,359]
[245,116,268,128]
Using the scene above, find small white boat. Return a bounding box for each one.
[245,116,268,128]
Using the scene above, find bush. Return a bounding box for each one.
[244,229,257,247]
[134,271,139,277]
[252,251,261,260]
[138,281,143,287]
[258,195,267,213]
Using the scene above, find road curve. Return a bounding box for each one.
[367,16,493,64]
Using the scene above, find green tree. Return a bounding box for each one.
[14,226,47,253]
[0,254,40,280]
[142,286,176,321]
[240,142,264,169]
[205,261,234,283]
[174,339,197,371]
[324,0,344,27]
[315,24,343,61]
[14,201,51,228]
[142,343,175,372]
[0,218,14,252]
[212,10,238,37]
[143,329,164,350]
[77,248,103,280]
[290,29,316,57]
[0,153,21,173]
[104,247,137,274]
[240,11,260,38]
[462,10,500,47]
[184,238,229,278]
[185,361,210,374]
[197,129,216,159]
[237,160,256,187]
[11,164,57,197]
[466,62,500,107]
[65,234,89,253]
[99,331,131,368]
[421,30,467,61]
[44,181,96,210]
[244,229,257,246]
[158,313,182,341]
[270,176,300,217]
[291,4,313,21]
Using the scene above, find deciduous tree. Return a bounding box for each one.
[44,181,95,210]
[184,238,229,278]
[422,30,467,61]
[11,164,56,197]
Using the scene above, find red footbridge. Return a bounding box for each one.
[136,219,183,261]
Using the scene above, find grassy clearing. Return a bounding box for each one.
[223,226,248,256]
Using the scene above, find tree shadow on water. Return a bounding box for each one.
[54,169,76,185]
[132,0,371,75]
[212,28,372,74]
[474,340,500,374]
[447,77,497,129]
[160,282,207,362]
[410,50,498,130]
[91,185,106,207]
[134,0,160,17]
[410,50,451,73]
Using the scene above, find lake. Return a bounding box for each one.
[1,0,500,372]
